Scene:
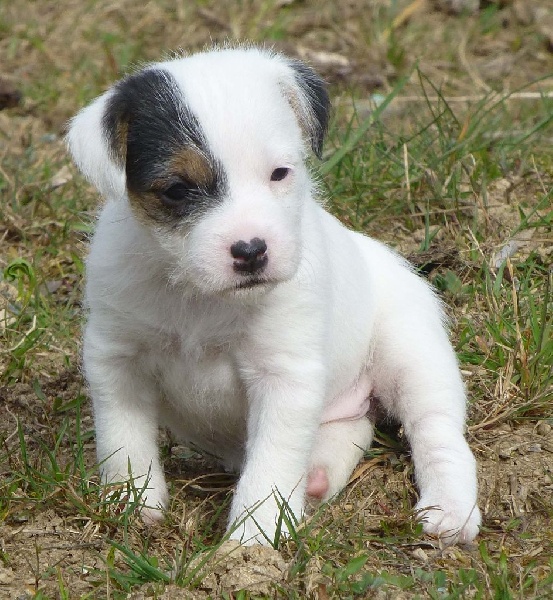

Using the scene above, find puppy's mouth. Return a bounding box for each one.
[234,278,269,291]
[223,276,278,295]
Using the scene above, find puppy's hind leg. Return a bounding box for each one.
[307,418,374,501]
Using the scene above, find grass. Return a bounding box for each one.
[1,1,552,598]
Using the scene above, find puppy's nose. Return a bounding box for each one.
[230,238,268,274]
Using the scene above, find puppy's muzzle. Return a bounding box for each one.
[230,238,268,275]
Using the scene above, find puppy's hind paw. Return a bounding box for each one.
[306,467,330,500]
[415,499,481,546]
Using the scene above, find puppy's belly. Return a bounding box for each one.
[321,370,372,424]
[157,350,246,466]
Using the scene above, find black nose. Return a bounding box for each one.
[230,238,268,274]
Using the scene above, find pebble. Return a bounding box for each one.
[411,548,429,562]
[536,422,552,436]
[0,567,14,584]
[497,423,512,433]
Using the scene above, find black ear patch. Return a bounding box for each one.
[102,68,207,189]
[102,68,178,169]
[101,67,226,224]
[288,61,330,159]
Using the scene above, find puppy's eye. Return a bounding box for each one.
[161,181,193,205]
[270,167,290,182]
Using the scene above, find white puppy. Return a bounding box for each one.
[67,45,480,546]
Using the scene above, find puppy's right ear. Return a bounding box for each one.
[283,59,331,160]
[66,91,127,199]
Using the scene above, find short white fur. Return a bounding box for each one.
[68,46,481,545]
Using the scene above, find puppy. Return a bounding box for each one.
[67,45,480,546]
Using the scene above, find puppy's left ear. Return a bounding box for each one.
[66,90,126,200]
[283,59,330,159]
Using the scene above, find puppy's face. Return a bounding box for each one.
[68,48,330,297]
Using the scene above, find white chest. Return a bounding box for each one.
[149,332,247,465]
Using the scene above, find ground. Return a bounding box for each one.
[0,0,552,598]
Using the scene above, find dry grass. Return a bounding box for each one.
[1,1,552,598]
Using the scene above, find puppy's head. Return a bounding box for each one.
[67,46,330,296]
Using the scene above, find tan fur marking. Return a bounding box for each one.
[126,148,214,226]
[113,120,128,166]
[127,190,166,226]
[169,147,213,188]
[280,82,310,144]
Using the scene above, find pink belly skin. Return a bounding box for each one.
[321,371,372,424]
[307,371,372,499]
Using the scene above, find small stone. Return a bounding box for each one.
[0,567,14,584]
[498,444,514,459]
[536,422,552,436]
[48,165,73,190]
[512,0,534,26]
[411,547,429,562]
[535,8,553,53]
[432,0,480,14]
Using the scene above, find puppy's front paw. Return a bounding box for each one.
[228,506,293,546]
[140,503,166,526]
[228,517,277,546]
[415,497,481,545]
[134,486,169,525]
[102,478,169,525]
[227,492,301,546]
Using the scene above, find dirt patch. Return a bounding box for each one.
[476,423,553,528]
[0,509,104,599]
[186,541,288,597]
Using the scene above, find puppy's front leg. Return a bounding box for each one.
[85,331,168,522]
[228,354,325,545]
